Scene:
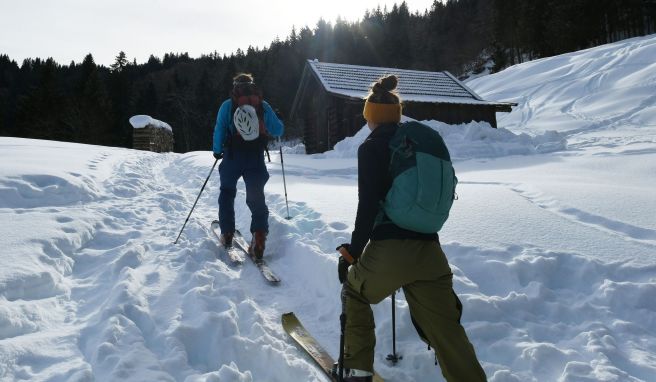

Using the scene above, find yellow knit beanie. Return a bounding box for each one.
[363,75,402,124]
[363,101,402,124]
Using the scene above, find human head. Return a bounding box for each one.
[363,75,402,130]
[233,73,254,87]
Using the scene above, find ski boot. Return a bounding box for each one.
[248,230,267,260]
[219,232,234,248]
[331,363,373,381]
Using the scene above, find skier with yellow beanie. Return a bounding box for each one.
[335,75,487,381]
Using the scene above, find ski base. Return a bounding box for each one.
[210,220,245,265]
[281,312,384,382]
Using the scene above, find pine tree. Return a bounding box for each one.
[15,58,72,140]
[110,51,128,72]
[68,53,113,144]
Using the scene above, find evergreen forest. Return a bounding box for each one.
[1,0,654,152]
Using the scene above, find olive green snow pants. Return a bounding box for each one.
[343,239,487,381]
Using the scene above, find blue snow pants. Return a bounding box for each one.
[218,149,270,234]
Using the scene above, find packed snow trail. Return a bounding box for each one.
[0,145,331,381]
[0,144,418,381]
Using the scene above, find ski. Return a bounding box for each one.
[210,220,245,265]
[232,230,281,285]
[281,312,384,382]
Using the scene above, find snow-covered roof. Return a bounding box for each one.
[306,60,503,106]
[129,115,172,132]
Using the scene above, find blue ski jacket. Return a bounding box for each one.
[212,99,284,155]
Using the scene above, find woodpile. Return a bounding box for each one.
[132,126,174,152]
[130,115,174,152]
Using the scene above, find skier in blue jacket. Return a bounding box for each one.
[212,73,284,258]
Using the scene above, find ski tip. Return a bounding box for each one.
[281,312,299,325]
[263,272,282,285]
[211,219,220,226]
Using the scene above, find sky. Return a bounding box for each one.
[0,0,435,66]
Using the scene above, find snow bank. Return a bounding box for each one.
[281,143,306,154]
[0,138,123,208]
[129,115,172,132]
[424,120,567,159]
[467,34,656,138]
[320,120,566,160]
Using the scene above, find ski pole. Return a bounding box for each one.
[338,288,347,381]
[174,157,219,244]
[386,291,402,364]
[336,248,356,381]
[279,142,291,220]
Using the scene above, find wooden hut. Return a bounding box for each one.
[290,60,516,153]
[130,115,174,153]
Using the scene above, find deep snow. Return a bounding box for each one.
[1,34,656,381]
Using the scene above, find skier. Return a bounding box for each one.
[335,75,487,381]
[212,73,284,258]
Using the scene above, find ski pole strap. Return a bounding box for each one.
[338,247,355,264]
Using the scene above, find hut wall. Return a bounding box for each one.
[404,102,498,128]
[301,84,334,154]
[315,91,331,152]
[327,98,340,148]
[342,100,366,138]
[296,79,323,154]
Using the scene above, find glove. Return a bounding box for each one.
[338,256,350,284]
[213,152,223,160]
[336,243,355,264]
[336,243,353,284]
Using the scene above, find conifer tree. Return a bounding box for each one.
[110,51,128,72]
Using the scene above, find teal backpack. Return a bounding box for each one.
[377,121,458,233]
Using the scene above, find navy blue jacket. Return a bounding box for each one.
[350,123,438,259]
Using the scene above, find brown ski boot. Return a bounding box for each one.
[249,230,267,260]
[219,232,234,248]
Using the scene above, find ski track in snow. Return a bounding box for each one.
[461,181,656,248]
[0,151,339,382]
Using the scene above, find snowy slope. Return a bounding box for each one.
[1,34,656,382]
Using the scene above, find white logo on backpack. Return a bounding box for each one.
[233,105,260,141]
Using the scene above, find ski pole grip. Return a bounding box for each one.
[338,247,355,265]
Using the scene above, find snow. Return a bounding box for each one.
[319,120,567,160]
[1,34,656,381]
[129,115,173,132]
